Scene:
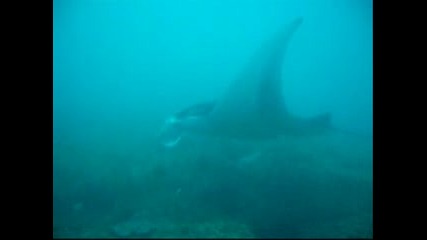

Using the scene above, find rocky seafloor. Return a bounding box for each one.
[53,216,255,238]
[53,211,373,239]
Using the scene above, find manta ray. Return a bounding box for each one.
[160,17,331,148]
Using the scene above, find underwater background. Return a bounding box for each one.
[53,0,373,238]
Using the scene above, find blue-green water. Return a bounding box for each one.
[53,0,372,238]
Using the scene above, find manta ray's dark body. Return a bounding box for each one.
[160,17,331,147]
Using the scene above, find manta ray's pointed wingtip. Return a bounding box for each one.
[282,17,303,39]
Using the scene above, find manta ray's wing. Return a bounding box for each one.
[208,17,304,138]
